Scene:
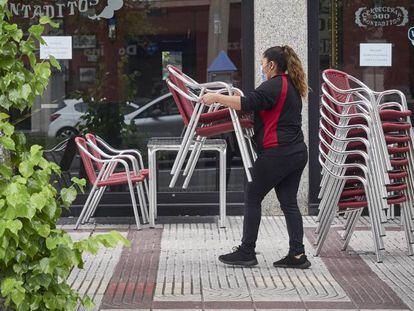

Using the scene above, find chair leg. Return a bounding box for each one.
[183,136,204,176]
[84,186,106,224]
[170,104,202,177]
[169,134,195,188]
[233,124,253,182]
[400,203,414,256]
[182,138,205,189]
[342,209,363,251]
[144,179,149,202]
[341,210,358,239]
[246,129,257,162]
[128,179,142,230]
[315,206,337,256]
[75,185,98,229]
[136,183,149,224]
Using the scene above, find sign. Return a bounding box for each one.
[409,27,414,46]
[8,0,124,20]
[360,43,392,67]
[40,36,72,60]
[355,6,408,27]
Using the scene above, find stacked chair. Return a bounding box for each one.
[316,69,414,262]
[165,65,256,189]
[75,134,149,230]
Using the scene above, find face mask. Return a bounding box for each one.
[260,62,271,82]
[260,65,267,82]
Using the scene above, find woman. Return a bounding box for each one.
[201,45,310,269]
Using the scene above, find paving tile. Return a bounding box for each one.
[349,230,414,311]
[60,216,414,311]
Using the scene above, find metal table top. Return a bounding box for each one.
[148,137,227,149]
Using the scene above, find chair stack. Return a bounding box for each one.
[165,65,256,189]
[75,134,149,230]
[316,69,414,262]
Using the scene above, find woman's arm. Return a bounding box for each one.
[200,93,241,110]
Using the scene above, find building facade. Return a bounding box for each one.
[9,0,414,216]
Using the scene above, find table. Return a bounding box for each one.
[147,137,227,228]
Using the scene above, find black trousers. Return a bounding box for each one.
[241,146,308,255]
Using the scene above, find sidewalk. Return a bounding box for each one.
[65,216,414,311]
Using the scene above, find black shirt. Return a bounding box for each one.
[240,74,306,154]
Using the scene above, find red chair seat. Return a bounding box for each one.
[345,141,409,155]
[390,158,409,167]
[98,172,145,186]
[341,182,407,198]
[195,118,253,137]
[387,146,410,154]
[379,109,412,120]
[199,109,231,123]
[140,169,149,177]
[382,122,412,132]
[384,134,411,144]
[338,194,406,210]
[345,122,411,137]
[388,170,408,179]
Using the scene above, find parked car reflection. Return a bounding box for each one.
[47,93,184,139]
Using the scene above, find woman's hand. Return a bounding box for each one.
[200,93,217,106]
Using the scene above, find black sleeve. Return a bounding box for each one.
[240,78,282,112]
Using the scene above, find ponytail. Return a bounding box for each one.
[263,45,308,98]
[282,45,308,98]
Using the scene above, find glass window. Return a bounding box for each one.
[134,96,178,119]
[74,102,88,113]
[11,0,244,205]
[320,0,414,120]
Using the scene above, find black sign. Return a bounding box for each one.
[355,6,408,28]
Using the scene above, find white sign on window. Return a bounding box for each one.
[40,36,72,60]
[360,43,392,67]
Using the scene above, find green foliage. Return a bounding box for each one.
[79,99,125,147]
[0,3,129,310]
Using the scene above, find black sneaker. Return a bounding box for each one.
[218,246,258,267]
[273,253,311,269]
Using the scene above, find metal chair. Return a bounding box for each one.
[74,137,146,230]
[165,65,255,189]
[83,133,150,225]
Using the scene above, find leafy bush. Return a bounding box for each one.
[0,2,129,310]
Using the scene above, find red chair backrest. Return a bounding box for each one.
[321,84,340,125]
[323,69,358,114]
[85,133,103,170]
[167,65,195,125]
[323,69,351,104]
[75,136,97,185]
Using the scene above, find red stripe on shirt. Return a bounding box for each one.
[259,74,289,148]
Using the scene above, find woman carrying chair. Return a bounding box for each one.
[201,46,310,269]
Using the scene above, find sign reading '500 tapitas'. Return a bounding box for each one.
[8,0,124,20]
[355,6,408,27]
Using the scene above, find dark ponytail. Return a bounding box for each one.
[263,45,308,98]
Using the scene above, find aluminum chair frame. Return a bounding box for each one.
[318,101,414,252]
[166,68,254,185]
[166,66,254,188]
[321,80,414,228]
[83,135,149,225]
[318,146,385,262]
[322,70,414,221]
[75,138,146,230]
[317,99,389,239]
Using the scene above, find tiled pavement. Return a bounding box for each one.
[65,216,414,311]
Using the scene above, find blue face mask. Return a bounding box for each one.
[260,66,267,82]
[260,63,270,82]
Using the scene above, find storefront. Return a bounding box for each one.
[8,0,414,216]
[9,0,253,216]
